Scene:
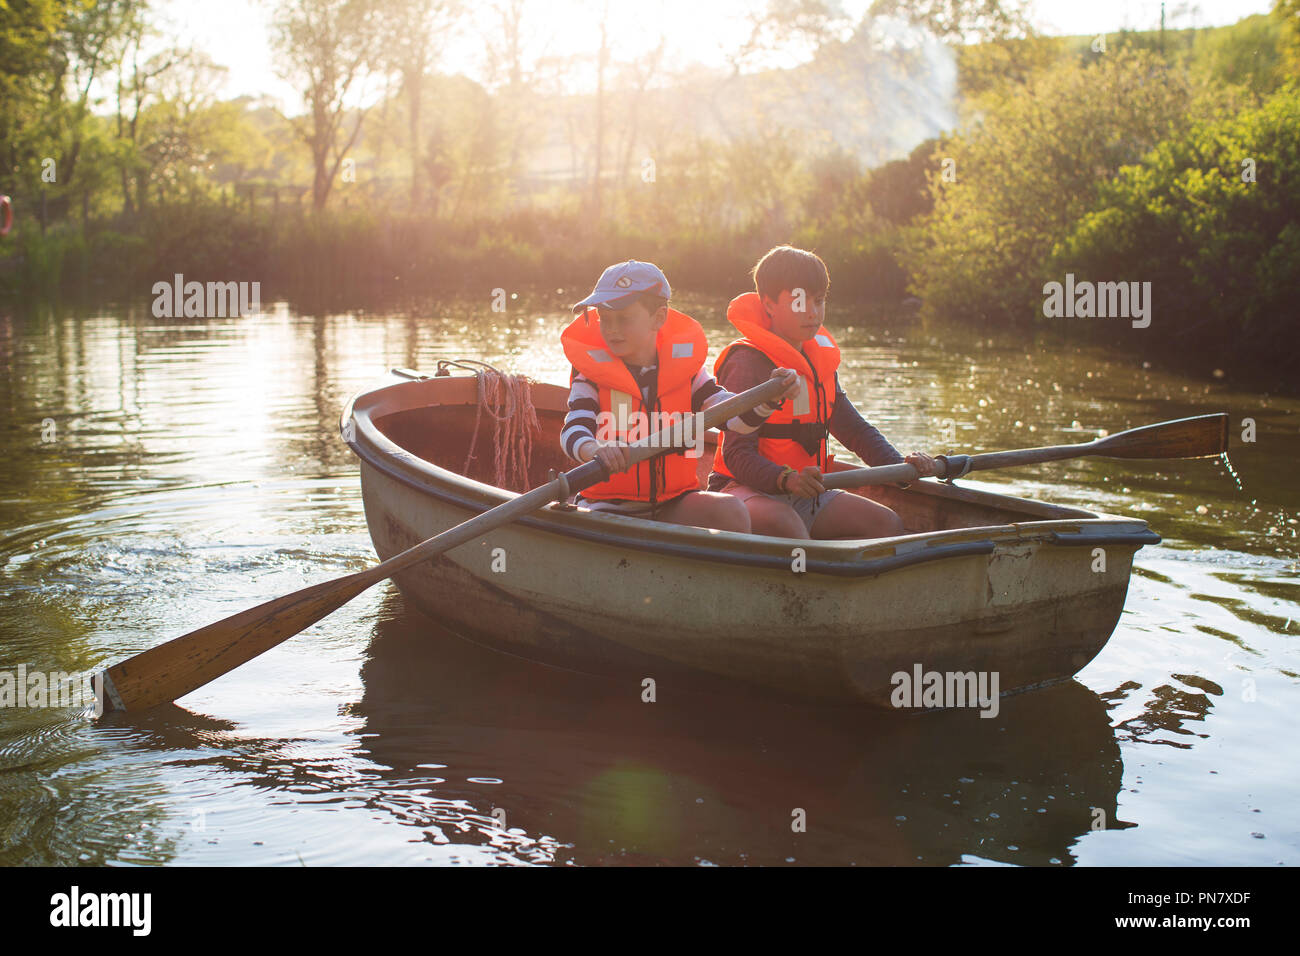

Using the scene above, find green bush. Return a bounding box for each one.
[1054,85,1300,379]
[11,228,88,295]
[906,49,1199,325]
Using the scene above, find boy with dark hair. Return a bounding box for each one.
[708,245,937,539]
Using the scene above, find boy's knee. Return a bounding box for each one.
[856,502,903,538]
[715,495,751,534]
[783,512,812,539]
[751,502,808,539]
[880,508,904,537]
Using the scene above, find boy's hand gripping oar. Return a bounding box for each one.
[821,414,1230,489]
[95,376,789,714]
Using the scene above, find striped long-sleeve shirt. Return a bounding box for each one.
[561,363,778,515]
[561,364,777,463]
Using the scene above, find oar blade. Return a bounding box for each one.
[98,571,375,714]
[1092,413,1229,460]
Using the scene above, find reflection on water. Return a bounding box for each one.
[354,603,1132,866]
[0,295,1296,865]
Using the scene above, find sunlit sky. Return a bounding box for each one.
[156,0,1275,110]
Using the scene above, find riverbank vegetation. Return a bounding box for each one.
[1,0,1296,388]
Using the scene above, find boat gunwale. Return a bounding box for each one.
[342,375,1158,575]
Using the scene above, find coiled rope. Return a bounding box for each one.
[438,360,540,491]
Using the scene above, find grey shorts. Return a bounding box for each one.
[720,481,843,535]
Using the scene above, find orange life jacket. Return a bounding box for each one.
[712,292,840,478]
[561,306,706,503]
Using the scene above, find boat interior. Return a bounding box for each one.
[364,373,1096,533]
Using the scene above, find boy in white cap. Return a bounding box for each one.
[560,260,798,530]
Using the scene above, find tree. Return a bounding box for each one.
[1055,86,1300,380]
[481,0,552,195]
[613,39,666,194]
[1188,14,1282,95]
[864,137,939,225]
[136,52,250,207]
[1275,0,1300,77]
[730,0,855,73]
[112,4,184,213]
[956,35,1064,99]
[271,0,385,210]
[376,0,463,204]
[0,0,65,196]
[906,50,1198,324]
[869,0,1034,43]
[50,0,141,193]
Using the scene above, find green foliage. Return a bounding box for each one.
[1054,86,1300,379]
[1,0,66,194]
[869,0,1034,43]
[0,0,64,182]
[956,34,1065,98]
[863,137,941,225]
[1188,14,1283,94]
[794,219,909,302]
[1276,0,1300,76]
[959,15,1288,104]
[13,228,86,294]
[907,49,1198,324]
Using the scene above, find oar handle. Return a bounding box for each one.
[573,374,789,483]
[823,412,1229,490]
[822,454,970,490]
[822,463,917,489]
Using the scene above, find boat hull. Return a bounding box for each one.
[358,467,1140,709]
[346,373,1156,709]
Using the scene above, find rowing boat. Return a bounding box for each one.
[341,368,1159,709]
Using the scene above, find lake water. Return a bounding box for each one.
[1,292,1296,866]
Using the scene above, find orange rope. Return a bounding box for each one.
[462,368,539,490]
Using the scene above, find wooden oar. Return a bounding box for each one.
[822,413,1230,489]
[95,376,789,714]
